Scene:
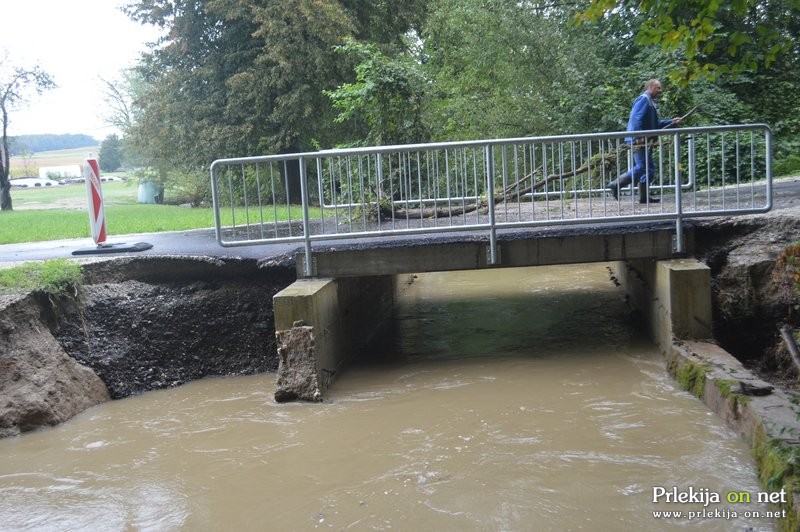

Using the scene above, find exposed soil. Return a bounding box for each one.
[693,205,800,389]
[0,292,110,438]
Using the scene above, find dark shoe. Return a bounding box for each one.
[638,181,660,204]
[607,175,632,200]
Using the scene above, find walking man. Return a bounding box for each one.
[607,79,683,203]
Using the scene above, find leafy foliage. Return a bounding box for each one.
[325,38,428,146]
[578,0,800,85]
[421,0,626,140]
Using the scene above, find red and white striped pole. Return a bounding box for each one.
[83,157,107,245]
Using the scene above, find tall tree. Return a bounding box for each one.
[99,134,123,172]
[0,55,55,210]
[121,0,428,202]
[123,0,357,163]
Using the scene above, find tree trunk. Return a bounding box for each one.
[386,145,624,220]
[0,138,11,210]
[0,175,12,211]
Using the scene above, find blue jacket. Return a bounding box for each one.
[625,92,673,142]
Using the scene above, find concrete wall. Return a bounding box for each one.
[613,258,713,351]
[272,275,398,401]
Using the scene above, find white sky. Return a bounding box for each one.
[0,0,161,139]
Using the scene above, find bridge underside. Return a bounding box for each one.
[271,220,707,402]
[296,221,689,278]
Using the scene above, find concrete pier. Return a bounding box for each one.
[272,275,401,401]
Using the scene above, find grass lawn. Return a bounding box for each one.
[1,204,220,244]
[2,181,314,245]
[11,180,139,209]
[1,182,212,244]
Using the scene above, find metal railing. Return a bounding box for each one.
[210,124,772,276]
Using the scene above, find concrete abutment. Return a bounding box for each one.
[272,274,411,402]
[614,258,713,348]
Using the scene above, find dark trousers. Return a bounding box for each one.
[622,147,656,184]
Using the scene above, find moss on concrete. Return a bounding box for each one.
[753,427,800,532]
[668,356,710,398]
[715,378,751,410]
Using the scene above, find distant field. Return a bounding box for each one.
[9,147,100,177]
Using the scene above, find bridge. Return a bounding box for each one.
[210,124,773,401]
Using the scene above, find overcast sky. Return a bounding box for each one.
[0,0,161,139]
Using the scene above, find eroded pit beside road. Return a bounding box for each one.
[56,257,297,399]
[1,256,295,438]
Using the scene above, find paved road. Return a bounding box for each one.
[1,177,797,266]
[0,227,300,265]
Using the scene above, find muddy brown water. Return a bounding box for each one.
[0,265,777,530]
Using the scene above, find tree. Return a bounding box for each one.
[99,134,123,172]
[325,38,429,146]
[421,0,617,140]
[0,54,55,210]
[120,0,428,203]
[577,0,800,84]
[100,70,146,134]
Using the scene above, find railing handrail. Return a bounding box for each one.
[210,124,772,276]
[211,123,771,166]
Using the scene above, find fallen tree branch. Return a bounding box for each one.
[383,137,671,220]
[780,325,800,375]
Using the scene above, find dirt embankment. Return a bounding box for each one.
[1,206,799,438]
[0,293,109,437]
[1,257,296,438]
[693,206,800,387]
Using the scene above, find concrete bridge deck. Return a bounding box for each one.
[293,220,686,278]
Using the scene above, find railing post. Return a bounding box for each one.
[299,156,314,276]
[765,127,773,211]
[209,162,223,244]
[686,134,696,190]
[486,145,499,265]
[673,133,684,254]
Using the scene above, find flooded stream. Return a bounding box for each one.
[0,264,776,530]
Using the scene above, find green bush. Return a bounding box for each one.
[774,155,800,178]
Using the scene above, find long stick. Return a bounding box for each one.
[661,106,698,129]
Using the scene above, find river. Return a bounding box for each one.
[0,264,776,530]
